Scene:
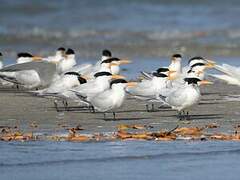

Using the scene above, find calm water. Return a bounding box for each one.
[1,140,240,180]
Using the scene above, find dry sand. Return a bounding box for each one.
[0,81,240,135]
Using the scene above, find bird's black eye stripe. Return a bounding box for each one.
[172,54,182,58]
[188,56,204,64]
[110,79,127,87]
[94,71,112,78]
[101,57,120,64]
[191,63,205,68]
[64,71,80,76]
[156,67,169,73]
[152,72,168,77]
[17,52,33,58]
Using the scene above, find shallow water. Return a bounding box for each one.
[1,140,240,180]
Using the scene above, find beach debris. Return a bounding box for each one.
[209,133,240,141]
[205,123,219,129]
[117,124,153,131]
[0,122,239,142]
[174,127,203,137]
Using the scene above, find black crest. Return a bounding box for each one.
[17,52,33,58]
[57,47,65,51]
[152,72,168,78]
[102,49,112,57]
[110,79,127,87]
[172,54,182,58]
[65,48,75,55]
[101,57,120,64]
[94,71,112,78]
[156,67,169,73]
[188,56,204,64]
[184,77,201,84]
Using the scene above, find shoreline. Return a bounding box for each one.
[0,81,240,142]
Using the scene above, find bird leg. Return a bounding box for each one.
[113,112,116,120]
[151,103,155,112]
[62,100,69,111]
[91,106,95,113]
[54,100,60,112]
[146,104,150,112]
[186,111,190,120]
[177,111,183,120]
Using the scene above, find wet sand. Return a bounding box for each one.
[0,80,240,135]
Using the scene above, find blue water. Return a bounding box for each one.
[1,141,240,180]
[1,0,240,57]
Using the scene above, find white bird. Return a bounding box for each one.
[44,72,124,111]
[78,79,136,119]
[158,77,212,120]
[140,54,182,80]
[34,72,87,96]
[0,60,57,89]
[182,56,216,78]
[168,54,182,80]
[43,47,65,64]
[71,72,125,98]
[83,49,131,77]
[56,48,77,74]
[127,68,170,111]
[16,52,42,64]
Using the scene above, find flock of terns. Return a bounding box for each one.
[0,48,239,120]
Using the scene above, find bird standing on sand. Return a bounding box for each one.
[127,68,170,111]
[158,77,213,120]
[79,79,136,120]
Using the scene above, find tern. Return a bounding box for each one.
[35,72,87,96]
[158,77,212,120]
[77,79,136,119]
[43,47,65,64]
[127,68,170,111]
[16,52,42,64]
[56,48,77,74]
[0,60,57,89]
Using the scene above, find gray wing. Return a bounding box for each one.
[0,61,57,86]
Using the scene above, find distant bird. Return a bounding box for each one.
[140,54,182,80]
[56,48,77,74]
[43,47,65,64]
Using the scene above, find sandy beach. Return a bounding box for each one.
[0,80,239,136]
